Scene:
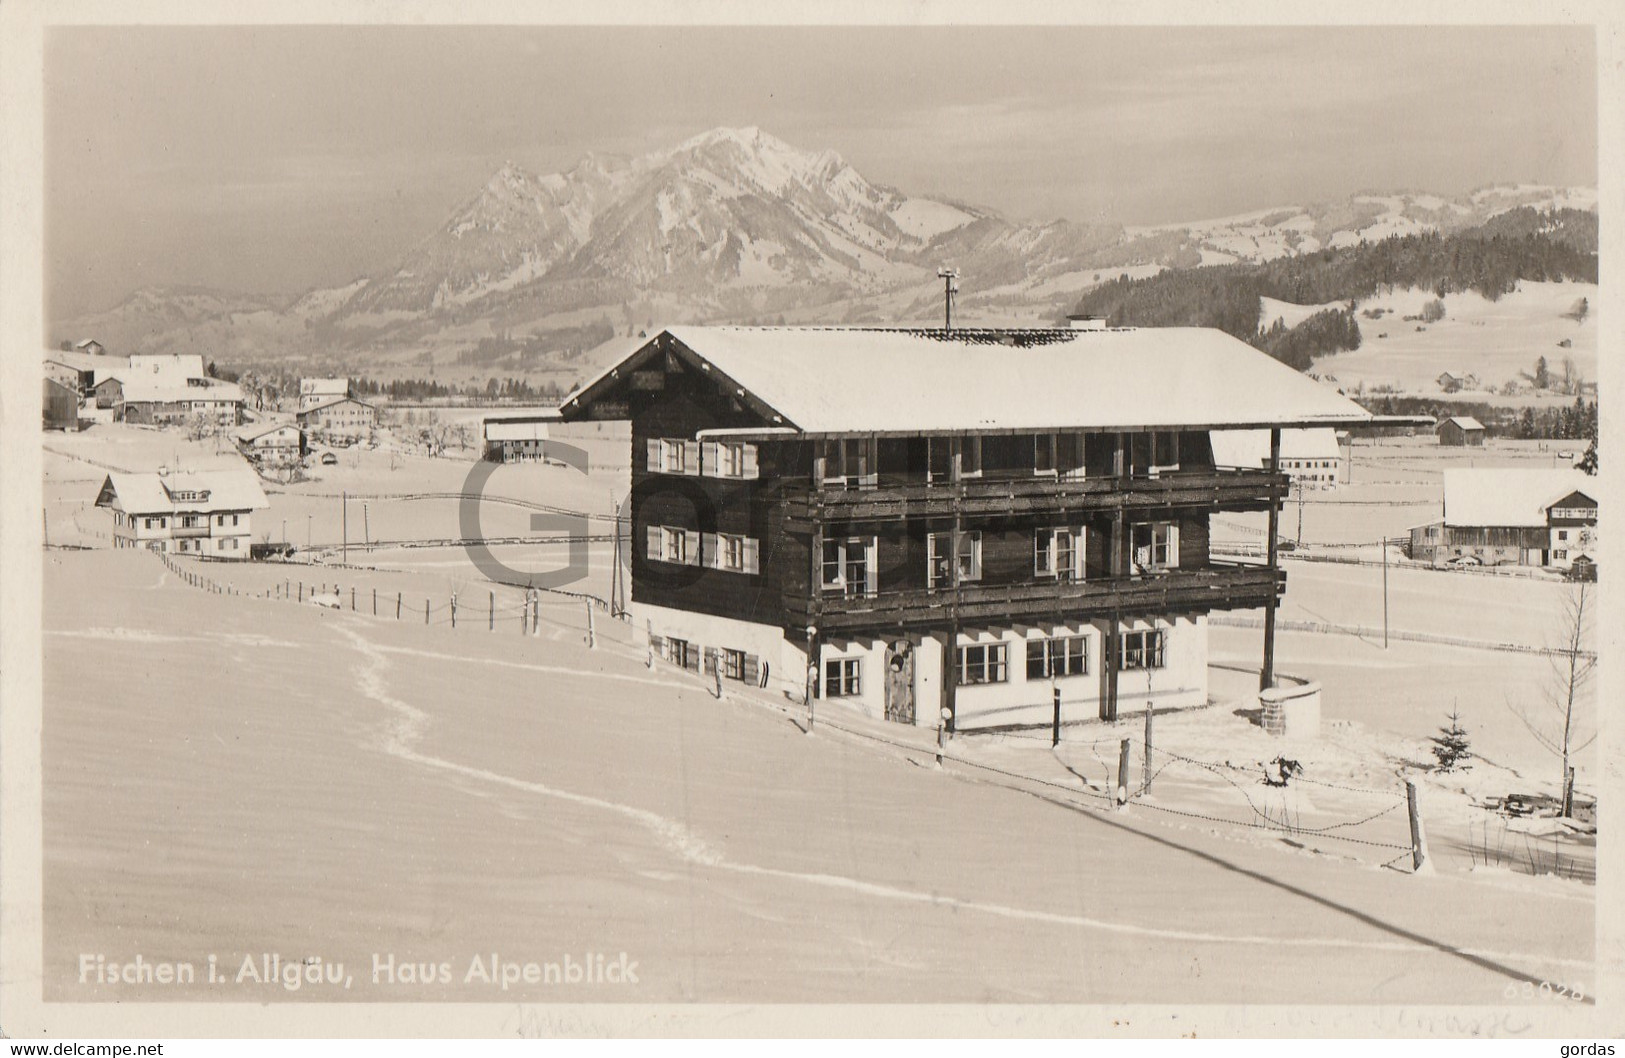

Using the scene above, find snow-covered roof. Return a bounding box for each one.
[298,395,375,415]
[562,326,1376,435]
[121,378,244,403]
[234,421,302,443]
[1443,469,1596,528]
[484,418,553,441]
[95,468,269,515]
[1210,427,1343,468]
[300,378,350,396]
[1439,416,1484,431]
[126,353,206,380]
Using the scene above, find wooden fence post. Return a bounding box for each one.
[373,588,377,616]
[1116,738,1132,810]
[396,592,402,620]
[1143,707,1155,794]
[489,591,494,632]
[1406,780,1431,873]
[1051,687,1061,747]
[424,599,430,625]
[351,586,356,610]
[451,594,457,629]
[585,598,596,648]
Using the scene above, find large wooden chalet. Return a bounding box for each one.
[557,324,1377,732]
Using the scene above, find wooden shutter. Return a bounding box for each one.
[703,648,718,674]
[743,654,760,686]
[684,645,701,672]
[701,532,720,569]
[701,441,719,477]
[861,437,878,487]
[1166,523,1180,568]
[682,441,699,476]
[684,529,700,566]
[741,444,759,479]
[865,537,878,595]
[743,537,760,574]
[646,525,662,560]
[645,438,661,471]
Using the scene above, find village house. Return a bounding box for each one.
[118,377,245,427]
[44,349,126,397]
[74,338,106,357]
[482,415,558,462]
[296,395,378,441]
[233,421,306,469]
[1437,415,1486,447]
[95,467,269,559]
[299,377,351,409]
[1210,427,1345,489]
[555,324,1379,732]
[1408,468,1598,572]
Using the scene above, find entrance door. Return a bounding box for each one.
[883,639,915,724]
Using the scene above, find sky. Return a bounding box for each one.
[45,24,1597,321]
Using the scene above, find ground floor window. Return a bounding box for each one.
[722,648,745,681]
[1026,635,1089,679]
[666,637,700,671]
[1119,629,1167,670]
[956,642,1009,685]
[824,657,862,697]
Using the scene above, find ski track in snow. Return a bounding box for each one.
[332,619,1591,974]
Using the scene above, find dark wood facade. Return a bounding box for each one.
[576,332,1290,654]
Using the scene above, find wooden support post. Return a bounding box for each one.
[1104,614,1120,722]
[372,588,377,616]
[585,598,595,648]
[424,599,430,625]
[1406,780,1430,873]
[489,591,494,632]
[1262,427,1282,691]
[936,713,946,768]
[1051,686,1061,747]
[396,592,402,620]
[298,582,303,603]
[351,586,356,610]
[1143,705,1155,793]
[1116,738,1132,809]
[451,594,457,628]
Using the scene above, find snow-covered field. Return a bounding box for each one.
[41,550,1594,1004]
[1313,281,1595,397]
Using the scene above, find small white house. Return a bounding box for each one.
[96,468,270,559]
[299,378,351,409]
[1210,427,1345,489]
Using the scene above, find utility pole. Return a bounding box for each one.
[1296,477,1305,547]
[937,267,959,332]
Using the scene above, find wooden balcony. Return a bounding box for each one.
[171,523,212,538]
[791,562,1284,634]
[782,468,1285,527]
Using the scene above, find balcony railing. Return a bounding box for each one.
[782,467,1284,525]
[791,562,1284,633]
[171,523,212,538]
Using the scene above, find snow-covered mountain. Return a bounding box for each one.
[54,126,1596,367]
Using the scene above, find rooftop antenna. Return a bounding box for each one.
[937,267,959,332]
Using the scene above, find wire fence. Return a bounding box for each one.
[149,548,1430,868]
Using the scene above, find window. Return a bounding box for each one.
[1554,549,1568,560]
[1557,530,1569,541]
[722,534,745,571]
[1119,629,1167,670]
[928,531,981,588]
[646,524,700,566]
[1026,635,1090,680]
[824,657,862,697]
[1057,432,1084,479]
[823,537,876,597]
[722,648,745,681]
[821,437,877,487]
[719,442,744,477]
[960,436,983,478]
[666,637,700,671]
[1036,528,1085,581]
[956,642,1009,685]
[1130,523,1178,572]
[1034,434,1055,474]
[662,438,689,474]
